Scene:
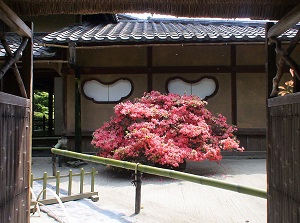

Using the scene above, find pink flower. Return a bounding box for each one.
[92,91,244,167]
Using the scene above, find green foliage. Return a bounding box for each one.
[34,90,49,120]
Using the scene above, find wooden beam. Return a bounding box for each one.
[267,4,300,38]
[0,91,30,106]
[61,65,266,75]
[0,1,32,38]
[268,92,300,107]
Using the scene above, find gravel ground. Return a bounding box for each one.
[30,157,267,223]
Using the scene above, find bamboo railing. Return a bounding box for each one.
[31,167,98,205]
[51,145,267,214]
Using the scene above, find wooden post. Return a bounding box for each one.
[230,45,237,125]
[265,22,277,98]
[52,153,56,176]
[134,171,142,214]
[265,22,277,223]
[23,21,33,223]
[62,73,67,137]
[48,81,54,134]
[69,42,82,153]
[74,67,82,153]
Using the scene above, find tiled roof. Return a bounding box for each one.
[0,33,56,58]
[43,19,299,45]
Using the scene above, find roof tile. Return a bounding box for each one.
[0,33,56,58]
[1,18,298,59]
[43,19,292,44]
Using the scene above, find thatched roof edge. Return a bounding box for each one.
[5,1,299,20]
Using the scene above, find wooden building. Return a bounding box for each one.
[6,14,297,157]
[0,1,299,222]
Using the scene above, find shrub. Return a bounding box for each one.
[92,91,244,168]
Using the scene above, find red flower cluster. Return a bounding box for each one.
[92,91,244,167]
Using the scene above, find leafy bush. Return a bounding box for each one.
[92,91,243,168]
[34,90,49,120]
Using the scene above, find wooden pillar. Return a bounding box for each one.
[22,21,33,223]
[147,46,153,93]
[265,22,277,98]
[48,80,54,135]
[230,45,237,125]
[74,67,82,153]
[62,73,68,136]
[68,42,82,153]
[265,22,277,223]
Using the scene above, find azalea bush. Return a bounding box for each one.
[92,91,244,169]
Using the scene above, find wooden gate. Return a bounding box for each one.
[0,2,33,222]
[0,92,31,222]
[267,93,300,222]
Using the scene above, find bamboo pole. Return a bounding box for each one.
[56,171,60,195]
[43,172,47,199]
[30,173,33,188]
[32,170,95,181]
[68,169,72,196]
[80,168,84,194]
[51,148,267,199]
